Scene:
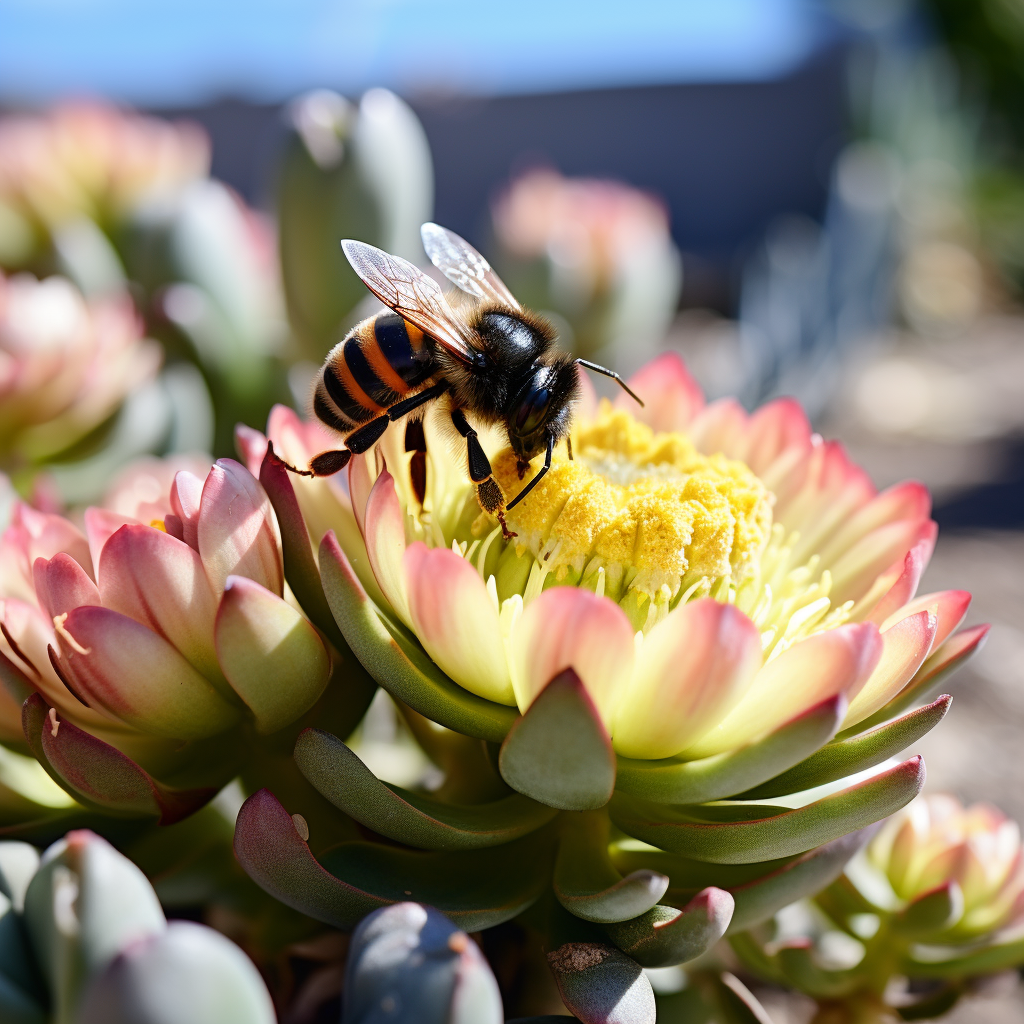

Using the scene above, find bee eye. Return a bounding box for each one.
[514,388,551,438]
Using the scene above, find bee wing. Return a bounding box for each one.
[341,239,477,360]
[420,222,521,310]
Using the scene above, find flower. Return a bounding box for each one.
[0,455,330,821]
[0,270,160,467]
[869,794,1024,939]
[0,101,208,244]
[491,169,681,360]
[731,795,1024,1021]
[308,353,982,762]
[233,352,984,1008]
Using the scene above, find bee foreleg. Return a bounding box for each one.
[450,409,517,541]
[345,415,390,454]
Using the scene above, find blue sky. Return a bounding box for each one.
[0,0,837,106]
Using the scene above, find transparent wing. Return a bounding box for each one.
[420,222,521,310]
[341,239,476,360]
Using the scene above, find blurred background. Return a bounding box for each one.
[2,0,1024,1018]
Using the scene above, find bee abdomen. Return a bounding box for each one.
[314,313,437,435]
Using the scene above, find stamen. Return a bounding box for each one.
[53,613,91,655]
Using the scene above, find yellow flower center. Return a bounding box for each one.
[492,406,773,609]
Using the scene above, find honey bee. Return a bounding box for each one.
[287,223,642,538]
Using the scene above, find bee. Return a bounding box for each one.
[286,223,642,539]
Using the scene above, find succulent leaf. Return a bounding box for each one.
[604,889,734,967]
[546,943,655,1024]
[553,811,668,924]
[609,756,924,864]
[741,694,950,799]
[774,942,857,998]
[614,695,846,805]
[22,694,216,824]
[76,920,277,1024]
[342,903,502,1024]
[893,881,964,935]
[294,727,557,850]
[319,532,516,741]
[696,971,776,1024]
[235,789,549,931]
[499,669,616,811]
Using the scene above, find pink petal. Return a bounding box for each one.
[818,482,932,567]
[914,623,989,687]
[7,503,93,582]
[234,423,269,477]
[882,590,971,651]
[617,352,704,432]
[97,524,223,684]
[54,605,240,740]
[858,539,932,626]
[686,622,883,758]
[214,575,329,733]
[268,403,336,465]
[197,459,283,597]
[404,544,513,704]
[33,553,100,619]
[348,452,376,538]
[363,469,411,623]
[84,507,140,575]
[688,398,749,458]
[741,397,811,481]
[510,586,635,725]
[775,441,876,555]
[843,610,938,728]
[830,519,938,607]
[613,599,762,759]
[170,470,204,550]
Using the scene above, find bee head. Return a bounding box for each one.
[506,355,580,463]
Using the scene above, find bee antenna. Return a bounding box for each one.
[576,358,644,407]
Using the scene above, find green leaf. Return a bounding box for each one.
[22,694,215,825]
[894,882,964,935]
[319,533,516,742]
[234,789,549,932]
[693,972,776,1024]
[609,757,924,864]
[902,933,1024,979]
[553,811,668,924]
[615,696,845,805]
[293,728,556,850]
[741,695,950,799]
[500,669,616,811]
[604,890,734,968]
[546,943,655,1024]
[774,942,857,998]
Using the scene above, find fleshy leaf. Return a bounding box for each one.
[235,790,548,931]
[293,728,556,850]
[740,695,950,799]
[604,889,734,968]
[546,943,655,1024]
[319,532,516,741]
[343,903,503,1024]
[774,943,854,999]
[500,669,616,811]
[893,881,964,935]
[22,694,215,824]
[615,695,845,805]
[610,757,924,864]
[553,811,668,924]
[901,934,1024,980]
[695,972,776,1024]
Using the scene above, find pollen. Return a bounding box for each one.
[492,405,773,605]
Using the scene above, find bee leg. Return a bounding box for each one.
[345,415,390,454]
[450,409,517,541]
[566,435,573,461]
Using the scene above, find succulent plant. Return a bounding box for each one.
[733,793,1024,1023]
[0,453,374,832]
[0,829,276,1023]
[276,88,434,361]
[229,352,983,1022]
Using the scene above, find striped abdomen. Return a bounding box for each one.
[313,312,437,434]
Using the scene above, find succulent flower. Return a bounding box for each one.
[0,455,335,824]
[0,271,161,471]
[0,101,208,267]
[491,169,681,362]
[732,794,1024,1023]
[232,353,984,1024]
[0,829,275,1024]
